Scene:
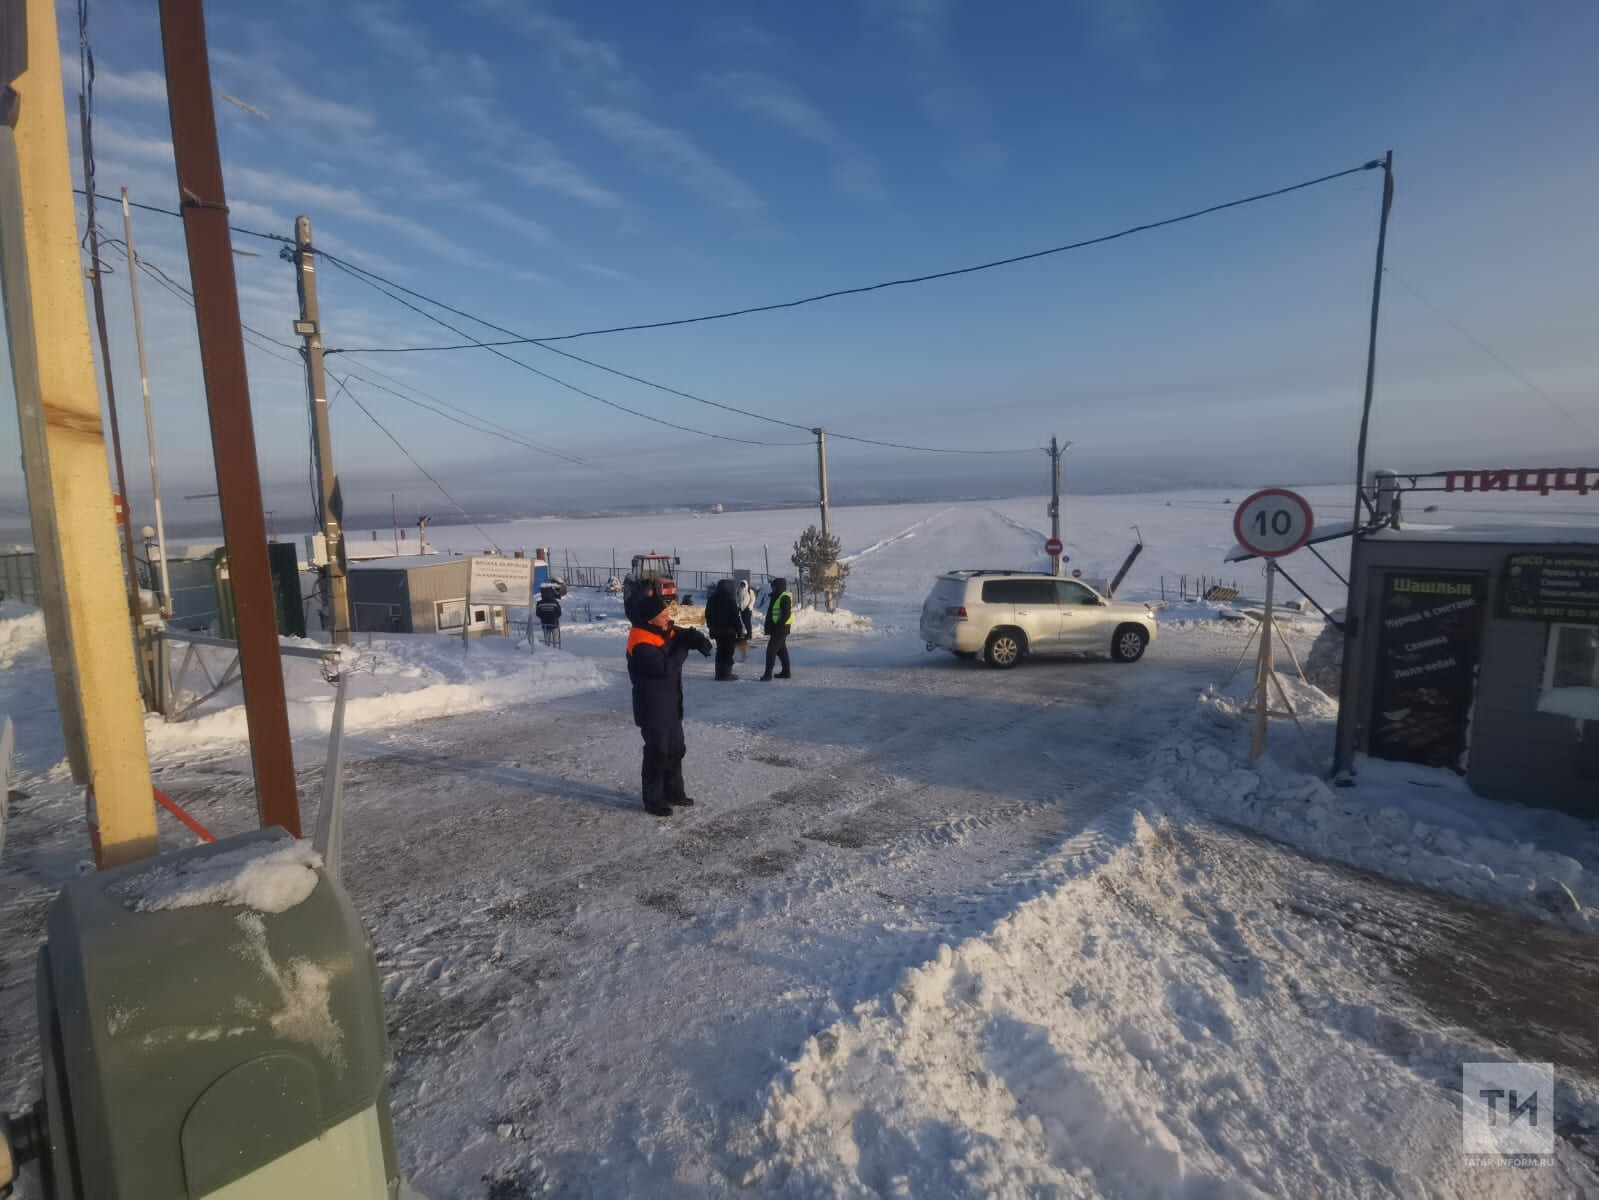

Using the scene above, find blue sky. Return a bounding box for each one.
[4,0,1597,530]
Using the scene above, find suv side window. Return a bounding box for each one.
[981,579,1028,604]
[1015,579,1059,605]
[1055,581,1101,606]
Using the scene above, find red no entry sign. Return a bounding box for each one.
[1045,537,1063,556]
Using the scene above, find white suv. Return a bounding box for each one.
[919,571,1157,667]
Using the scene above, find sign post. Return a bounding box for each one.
[1233,489,1314,763]
[1045,535,1063,572]
[466,555,533,652]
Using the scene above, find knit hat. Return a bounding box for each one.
[636,593,669,621]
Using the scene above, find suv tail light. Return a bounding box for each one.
[945,606,968,621]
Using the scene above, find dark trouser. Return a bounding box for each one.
[641,721,687,810]
[541,622,560,647]
[763,630,791,677]
[741,609,753,638]
[714,636,737,679]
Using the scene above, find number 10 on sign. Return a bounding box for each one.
[1233,489,1314,559]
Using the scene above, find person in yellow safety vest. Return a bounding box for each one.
[760,578,794,681]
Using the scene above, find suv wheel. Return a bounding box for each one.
[1111,625,1148,663]
[984,629,1024,669]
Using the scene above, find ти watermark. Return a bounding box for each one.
[1462,1062,1554,1166]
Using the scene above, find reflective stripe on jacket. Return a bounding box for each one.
[766,591,793,631]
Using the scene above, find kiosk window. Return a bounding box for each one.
[1539,624,1599,719]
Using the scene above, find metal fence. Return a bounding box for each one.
[0,552,40,604]
[553,561,774,597]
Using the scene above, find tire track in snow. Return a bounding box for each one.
[839,507,957,565]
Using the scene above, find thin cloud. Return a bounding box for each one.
[440,92,631,215]
[865,0,1006,168]
[92,121,176,166]
[583,106,764,214]
[209,49,378,134]
[93,67,169,106]
[471,0,635,98]
[705,70,888,203]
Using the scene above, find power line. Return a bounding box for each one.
[332,377,503,553]
[323,250,813,434]
[332,159,1384,351]
[317,255,809,448]
[74,187,292,246]
[1384,267,1597,439]
[322,251,1034,455]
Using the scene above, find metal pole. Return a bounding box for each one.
[814,427,831,539]
[121,188,173,616]
[1048,435,1061,576]
[79,100,152,702]
[391,492,399,557]
[1336,150,1394,779]
[294,214,349,642]
[159,0,300,836]
[1351,150,1394,534]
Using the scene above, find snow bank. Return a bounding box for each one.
[754,807,1599,1197]
[120,839,322,914]
[1170,677,1599,930]
[0,600,46,668]
[782,606,874,637]
[146,635,605,758]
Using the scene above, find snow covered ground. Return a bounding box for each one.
[2,491,1597,1198]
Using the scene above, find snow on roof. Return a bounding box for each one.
[1369,522,1599,546]
[349,554,470,571]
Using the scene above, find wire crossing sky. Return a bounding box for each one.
[5,1,1595,529]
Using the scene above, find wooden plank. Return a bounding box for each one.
[7,0,156,865]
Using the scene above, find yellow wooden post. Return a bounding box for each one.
[7,0,156,865]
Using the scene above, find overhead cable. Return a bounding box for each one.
[332,160,1384,351]
[318,255,809,448]
[332,376,503,553]
[322,252,1034,455]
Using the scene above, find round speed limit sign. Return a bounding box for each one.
[1233,488,1314,558]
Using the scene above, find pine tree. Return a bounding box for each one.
[791,525,849,610]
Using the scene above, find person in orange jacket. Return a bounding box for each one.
[625,593,712,816]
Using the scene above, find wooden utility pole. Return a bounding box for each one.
[813,426,831,539]
[159,0,300,836]
[6,0,156,863]
[120,189,173,615]
[294,215,350,641]
[1045,436,1072,576]
[78,100,154,707]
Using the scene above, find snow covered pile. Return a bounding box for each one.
[783,606,874,637]
[120,838,323,914]
[754,809,1599,1197]
[145,634,605,758]
[1167,676,1599,930]
[0,600,46,668]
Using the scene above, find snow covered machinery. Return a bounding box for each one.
[0,828,424,1198]
[623,552,679,607]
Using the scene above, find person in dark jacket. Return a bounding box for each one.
[534,585,563,647]
[626,594,712,816]
[704,578,743,681]
[760,577,794,681]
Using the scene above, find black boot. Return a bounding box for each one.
[644,801,673,817]
[671,795,696,807]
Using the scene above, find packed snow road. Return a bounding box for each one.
[335,632,1231,1196]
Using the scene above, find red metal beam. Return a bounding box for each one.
[157,0,300,835]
